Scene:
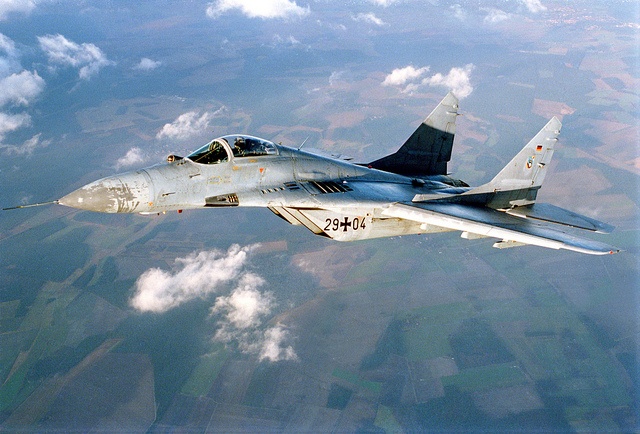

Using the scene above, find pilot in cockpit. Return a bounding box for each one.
[233,137,245,157]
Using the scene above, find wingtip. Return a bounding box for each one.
[585,244,622,255]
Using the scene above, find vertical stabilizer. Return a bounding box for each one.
[368,92,459,176]
[463,117,561,208]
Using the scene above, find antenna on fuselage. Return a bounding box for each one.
[297,136,310,150]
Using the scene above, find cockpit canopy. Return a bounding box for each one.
[187,134,278,165]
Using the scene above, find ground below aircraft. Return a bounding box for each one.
[6,93,619,255]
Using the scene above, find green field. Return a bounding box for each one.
[181,345,228,397]
[441,363,527,392]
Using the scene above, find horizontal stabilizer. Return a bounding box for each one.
[506,203,614,233]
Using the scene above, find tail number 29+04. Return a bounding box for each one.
[324,217,366,232]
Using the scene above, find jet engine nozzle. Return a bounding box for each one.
[59,171,152,213]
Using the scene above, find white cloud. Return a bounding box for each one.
[0,0,36,20]
[38,34,113,80]
[211,274,272,329]
[215,322,297,362]
[450,4,467,21]
[0,133,49,156]
[353,12,385,26]
[0,35,45,108]
[259,326,297,362]
[115,147,145,170]
[0,33,21,78]
[0,70,45,107]
[382,64,475,98]
[520,0,547,13]
[482,8,511,24]
[368,0,397,6]
[206,0,309,20]
[133,57,161,71]
[156,110,215,141]
[329,70,345,86]
[211,275,297,362]
[423,63,475,98]
[130,244,297,362]
[0,33,46,154]
[271,34,302,47]
[0,33,17,57]
[130,245,256,313]
[382,65,429,87]
[315,19,346,32]
[0,112,30,139]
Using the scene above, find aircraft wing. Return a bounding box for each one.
[382,202,619,255]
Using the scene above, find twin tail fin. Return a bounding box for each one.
[368,92,459,177]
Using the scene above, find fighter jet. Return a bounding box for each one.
[8,93,618,254]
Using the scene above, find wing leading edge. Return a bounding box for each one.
[382,202,619,255]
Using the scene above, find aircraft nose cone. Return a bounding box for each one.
[59,171,152,213]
